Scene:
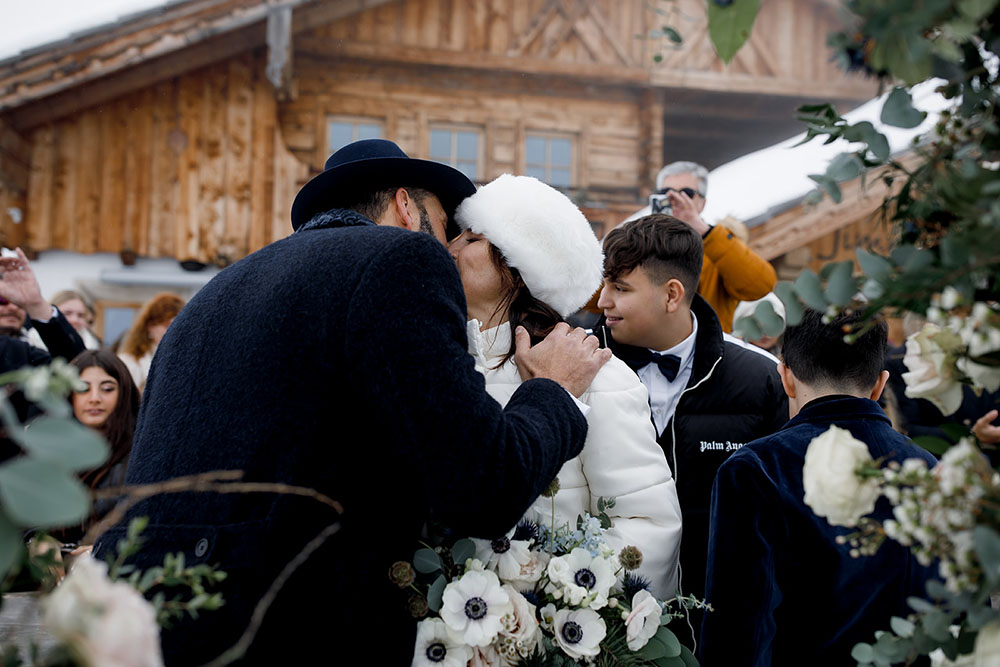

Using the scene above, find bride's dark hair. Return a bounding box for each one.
[487,243,564,368]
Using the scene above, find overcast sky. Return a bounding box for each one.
[0,0,168,60]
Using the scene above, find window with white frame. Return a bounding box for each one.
[525,133,574,187]
[328,117,384,153]
[429,125,482,182]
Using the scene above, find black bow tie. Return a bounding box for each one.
[616,346,682,381]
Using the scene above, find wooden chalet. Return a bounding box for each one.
[0,0,879,337]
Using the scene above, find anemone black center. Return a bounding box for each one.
[574,568,597,589]
[562,620,584,644]
[491,536,511,553]
[426,643,447,662]
[465,597,488,620]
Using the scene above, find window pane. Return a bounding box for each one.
[456,132,478,160]
[430,130,452,159]
[357,123,382,140]
[525,166,547,181]
[103,307,137,346]
[550,138,572,166]
[458,161,477,181]
[549,168,572,187]
[329,122,355,152]
[525,136,546,164]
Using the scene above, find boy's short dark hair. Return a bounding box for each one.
[602,215,703,301]
[782,306,888,392]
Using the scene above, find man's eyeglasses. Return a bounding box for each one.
[658,187,704,199]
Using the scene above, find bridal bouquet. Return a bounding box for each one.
[397,498,697,667]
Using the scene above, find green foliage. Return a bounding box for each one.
[0,458,90,528]
[451,538,475,566]
[413,547,443,574]
[707,0,760,64]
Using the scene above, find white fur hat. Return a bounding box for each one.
[454,174,604,318]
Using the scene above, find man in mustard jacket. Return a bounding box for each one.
[652,161,776,332]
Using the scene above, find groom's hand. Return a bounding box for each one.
[514,322,611,397]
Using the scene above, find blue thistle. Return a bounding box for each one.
[622,572,651,600]
[513,519,538,542]
[521,589,541,608]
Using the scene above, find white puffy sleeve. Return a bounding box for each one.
[579,356,683,600]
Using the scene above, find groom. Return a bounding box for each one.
[94,140,610,664]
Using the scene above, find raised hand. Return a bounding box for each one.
[513,322,611,397]
[0,248,51,320]
[666,189,710,235]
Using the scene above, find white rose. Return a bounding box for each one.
[504,550,550,591]
[902,324,965,416]
[803,425,880,527]
[496,586,541,660]
[624,590,662,651]
[44,554,163,667]
[957,357,1000,394]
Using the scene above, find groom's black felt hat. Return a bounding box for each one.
[290,139,477,235]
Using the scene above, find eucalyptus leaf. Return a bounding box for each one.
[773,282,805,326]
[824,261,857,306]
[654,626,682,658]
[427,574,446,612]
[0,457,90,527]
[908,596,938,613]
[974,525,1000,582]
[677,645,698,667]
[827,152,864,182]
[451,538,475,566]
[19,417,109,472]
[958,0,1000,21]
[851,643,876,663]
[940,422,971,442]
[856,248,893,281]
[0,509,23,581]
[922,610,953,641]
[707,0,761,64]
[413,548,443,574]
[754,300,785,337]
[890,616,916,638]
[661,26,683,44]
[881,87,928,129]
[967,604,998,630]
[735,314,763,342]
[793,270,828,312]
[638,634,669,660]
[912,436,952,455]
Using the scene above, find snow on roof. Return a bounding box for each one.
[699,79,951,227]
[0,0,173,61]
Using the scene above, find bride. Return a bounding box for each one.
[449,174,682,598]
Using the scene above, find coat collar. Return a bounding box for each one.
[294,208,374,233]
[784,395,891,431]
[467,320,512,367]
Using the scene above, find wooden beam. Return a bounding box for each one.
[749,153,922,261]
[266,5,294,101]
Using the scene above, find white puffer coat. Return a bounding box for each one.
[467,321,683,599]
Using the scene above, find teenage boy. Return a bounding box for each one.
[596,214,788,642]
[700,307,938,666]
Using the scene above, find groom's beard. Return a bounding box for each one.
[416,201,434,237]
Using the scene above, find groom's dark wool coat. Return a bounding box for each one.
[93,211,588,665]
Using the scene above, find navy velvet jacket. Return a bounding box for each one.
[700,395,937,666]
[93,211,588,665]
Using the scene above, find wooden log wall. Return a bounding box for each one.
[20,51,305,263]
[0,120,30,249]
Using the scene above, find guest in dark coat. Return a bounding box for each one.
[93,140,610,665]
[701,307,937,666]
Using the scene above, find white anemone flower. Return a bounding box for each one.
[412,618,472,667]
[545,547,615,609]
[624,590,662,651]
[472,529,533,582]
[440,570,512,647]
[552,608,606,660]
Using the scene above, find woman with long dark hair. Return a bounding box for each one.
[66,349,140,543]
[448,174,682,599]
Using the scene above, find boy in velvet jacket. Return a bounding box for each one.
[700,307,937,666]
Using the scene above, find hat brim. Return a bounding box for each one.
[290,157,476,235]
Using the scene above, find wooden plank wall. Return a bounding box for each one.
[21,51,306,263]
[305,0,867,95]
[283,58,645,197]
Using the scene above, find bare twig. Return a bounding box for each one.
[82,470,344,545]
[198,521,342,667]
